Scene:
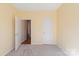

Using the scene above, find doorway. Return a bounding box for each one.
[15,17,31,50]
[22,20,31,44]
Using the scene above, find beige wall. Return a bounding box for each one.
[0,4,16,55]
[0,4,58,55]
[16,11,58,44]
[1,3,79,56]
[57,4,79,55]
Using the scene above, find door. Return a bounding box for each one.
[15,17,22,50]
[42,17,53,44]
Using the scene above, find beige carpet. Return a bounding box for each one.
[6,44,66,56]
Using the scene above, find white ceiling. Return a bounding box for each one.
[13,3,62,11]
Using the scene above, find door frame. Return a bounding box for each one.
[15,16,32,50]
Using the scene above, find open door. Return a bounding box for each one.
[15,17,22,50]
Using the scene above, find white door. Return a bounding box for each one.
[15,17,22,50]
[42,17,53,44]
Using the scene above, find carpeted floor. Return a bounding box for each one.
[6,44,67,56]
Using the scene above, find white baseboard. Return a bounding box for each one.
[31,43,43,45]
[31,43,56,45]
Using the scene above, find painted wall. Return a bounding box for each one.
[0,3,79,56]
[0,4,16,55]
[16,11,58,44]
[57,4,79,55]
